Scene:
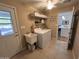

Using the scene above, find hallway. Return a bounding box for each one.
[11,39,73,59]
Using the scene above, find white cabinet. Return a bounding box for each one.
[61,28,70,38]
[24,33,37,45]
[35,29,51,48]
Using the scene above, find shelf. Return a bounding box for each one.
[34,12,47,19]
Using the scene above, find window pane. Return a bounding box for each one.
[0,11,14,36]
[0,11,11,19]
[0,24,14,36]
[0,19,11,23]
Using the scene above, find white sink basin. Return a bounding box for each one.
[24,33,37,45]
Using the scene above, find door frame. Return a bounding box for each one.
[68,9,79,50]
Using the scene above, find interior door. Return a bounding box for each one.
[0,4,21,57]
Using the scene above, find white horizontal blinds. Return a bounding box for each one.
[0,11,14,36]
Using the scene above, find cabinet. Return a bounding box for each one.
[61,28,70,38]
[34,29,51,48]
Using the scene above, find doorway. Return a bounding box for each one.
[58,11,73,49]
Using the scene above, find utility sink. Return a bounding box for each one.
[24,33,37,45]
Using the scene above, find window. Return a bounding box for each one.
[0,11,14,36]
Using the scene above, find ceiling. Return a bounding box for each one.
[0,0,75,5]
[0,0,74,10]
[18,0,74,7]
[17,0,74,7]
[18,0,74,4]
[17,0,59,4]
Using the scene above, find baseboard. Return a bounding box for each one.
[72,50,76,59]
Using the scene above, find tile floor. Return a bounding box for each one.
[11,39,73,59]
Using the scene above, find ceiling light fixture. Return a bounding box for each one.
[47,0,56,10]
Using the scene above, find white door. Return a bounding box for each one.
[0,4,21,58]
